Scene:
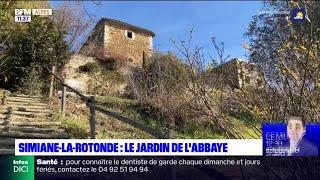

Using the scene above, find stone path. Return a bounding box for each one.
[0,93,68,154]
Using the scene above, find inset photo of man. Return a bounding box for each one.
[284,115,318,156]
[263,114,320,157]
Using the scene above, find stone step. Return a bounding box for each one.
[0,146,14,150]
[5,98,42,103]
[0,125,61,133]
[11,110,51,115]
[0,149,14,154]
[9,94,42,98]
[6,96,42,100]
[2,113,49,120]
[3,105,48,110]
[5,101,48,106]
[0,107,52,113]
[0,131,69,139]
[0,114,10,119]
[0,138,15,150]
[3,110,50,117]
[10,116,51,122]
[0,121,61,127]
[0,138,15,145]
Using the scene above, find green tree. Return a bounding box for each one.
[6,16,69,95]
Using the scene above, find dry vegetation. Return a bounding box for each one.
[58,32,264,139]
[128,34,262,139]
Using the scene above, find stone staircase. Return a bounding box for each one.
[0,93,69,154]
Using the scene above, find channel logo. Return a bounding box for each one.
[291,8,305,23]
[13,159,29,173]
[15,9,31,22]
[14,8,52,23]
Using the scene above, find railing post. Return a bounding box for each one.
[1,90,5,105]
[89,96,96,139]
[61,86,66,119]
[49,66,55,98]
[167,117,175,139]
[168,117,176,180]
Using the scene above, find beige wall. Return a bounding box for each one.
[238,62,263,89]
[206,60,263,89]
[103,25,153,67]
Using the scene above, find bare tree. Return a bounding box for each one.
[129,29,263,139]
[52,1,97,51]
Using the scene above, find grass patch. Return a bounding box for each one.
[60,115,89,139]
[52,94,261,139]
[229,116,261,139]
[96,95,164,129]
[79,62,98,73]
[86,69,127,96]
[95,95,233,139]
[95,95,262,139]
[175,122,227,139]
[83,61,127,84]
[100,69,126,84]
[96,95,138,109]
[97,123,153,139]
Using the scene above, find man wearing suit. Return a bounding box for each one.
[283,115,318,156]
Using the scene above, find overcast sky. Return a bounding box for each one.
[51,1,263,61]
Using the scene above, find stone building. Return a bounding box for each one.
[206,58,264,89]
[81,18,155,67]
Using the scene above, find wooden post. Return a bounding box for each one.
[89,96,96,139]
[142,51,146,68]
[167,117,175,139]
[168,117,176,180]
[49,66,55,98]
[61,86,66,119]
[1,90,5,105]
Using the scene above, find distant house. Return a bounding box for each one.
[206,58,264,89]
[81,18,155,67]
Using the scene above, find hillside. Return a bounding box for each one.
[64,54,128,96]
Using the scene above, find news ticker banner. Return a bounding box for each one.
[12,122,320,157]
[2,155,320,180]
[0,155,264,180]
[15,139,262,156]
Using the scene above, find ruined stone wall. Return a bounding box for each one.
[206,60,263,89]
[239,62,263,89]
[104,24,153,67]
[217,60,241,88]
[80,22,105,57]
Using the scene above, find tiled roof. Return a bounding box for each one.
[99,18,155,37]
